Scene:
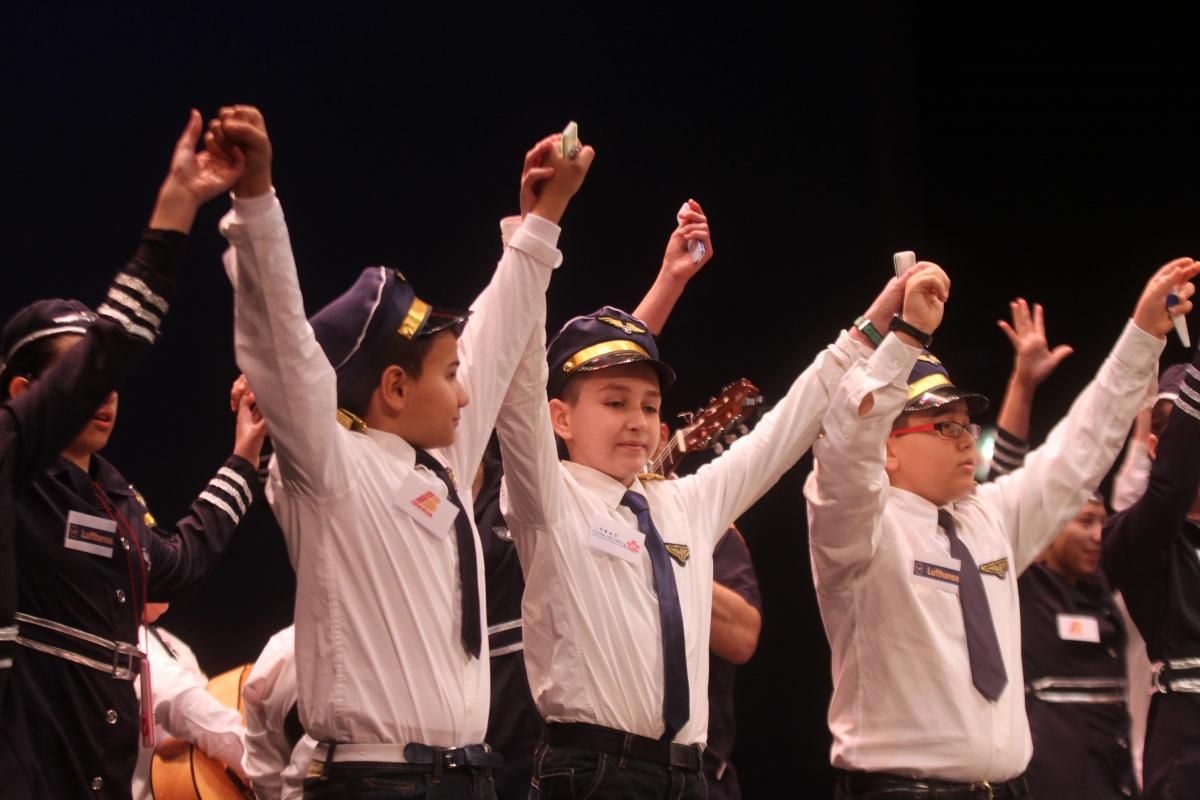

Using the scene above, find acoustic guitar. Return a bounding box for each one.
[150,663,257,799]
[646,377,764,477]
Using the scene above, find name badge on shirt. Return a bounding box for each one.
[1056,613,1101,643]
[396,470,458,540]
[588,514,646,565]
[910,555,961,593]
[64,510,117,558]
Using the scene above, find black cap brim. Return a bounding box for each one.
[418,307,472,338]
[904,384,989,416]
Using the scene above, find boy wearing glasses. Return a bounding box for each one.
[805,260,1199,799]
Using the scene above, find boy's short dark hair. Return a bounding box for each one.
[338,323,464,417]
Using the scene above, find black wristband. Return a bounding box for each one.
[888,314,933,348]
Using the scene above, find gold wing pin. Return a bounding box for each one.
[664,543,690,566]
[979,558,1009,579]
[598,316,646,336]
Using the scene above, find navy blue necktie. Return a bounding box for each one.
[620,491,690,738]
[938,509,1007,701]
[415,449,482,658]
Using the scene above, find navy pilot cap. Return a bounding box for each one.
[0,299,97,376]
[903,352,989,416]
[546,306,676,398]
[309,267,470,404]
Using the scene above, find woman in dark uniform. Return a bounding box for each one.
[2,109,262,799]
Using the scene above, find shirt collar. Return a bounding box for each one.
[887,485,948,528]
[50,453,133,498]
[363,427,418,470]
[563,460,648,510]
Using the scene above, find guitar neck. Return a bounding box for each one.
[652,430,690,477]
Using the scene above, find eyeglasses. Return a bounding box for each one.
[890,421,982,441]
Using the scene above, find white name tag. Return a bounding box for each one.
[909,554,962,593]
[396,470,459,539]
[64,510,117,558]
[1057,614,1100,643]
[588,514,646,565]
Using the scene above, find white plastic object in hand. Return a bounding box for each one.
[678,202,705,264]
[561,121,579,159]
[1168,288,1191,348]
[893,251,916,278]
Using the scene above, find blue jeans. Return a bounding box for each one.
[303,762,498,799]
[530,742,706,800]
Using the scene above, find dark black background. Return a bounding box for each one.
[5,4,1199,795]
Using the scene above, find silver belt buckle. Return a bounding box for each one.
[112,641,139,680]
[1152,662,1169,694]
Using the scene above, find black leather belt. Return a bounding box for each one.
[314,741,503,782]
[836,769,1031,799]
[543,722,702,771]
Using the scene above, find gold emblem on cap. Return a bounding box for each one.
[907,373,952,399]
[563,340,652,373]
[917,353,943,365]
[979,558,1009,579]
[597,316,646,335]
[398,298,431,339]
[664,543,691,566]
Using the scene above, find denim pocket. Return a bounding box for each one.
[532,746,608,800]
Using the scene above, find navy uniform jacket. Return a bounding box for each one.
[0,230,182,798]
[1103,351,1200,800]
[476,452,543,800]
[14,450,257,798]
[705,527,762,800]
[1019,564,1138,799]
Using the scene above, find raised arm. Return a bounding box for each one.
[215,106,349,497]
[979,258,1197,573]
[446,132,593,478]
[5,110,243,484]
[632,199,715,334]
[804,265,949,589]
[677,263,931,549]
[986,298,1073,479]
[145,381,266,598]
[1103,347,1200,599]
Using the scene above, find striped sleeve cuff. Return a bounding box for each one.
[97,272,169,343]
[197,456,259,524]
[990,426,1030,476]
[1175,365,1200,422]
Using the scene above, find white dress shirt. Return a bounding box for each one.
[131,626,246,799]
[804,322,1162,782]
[220,191,562,747]
[497,325,869,745]
[242,625,316,800]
